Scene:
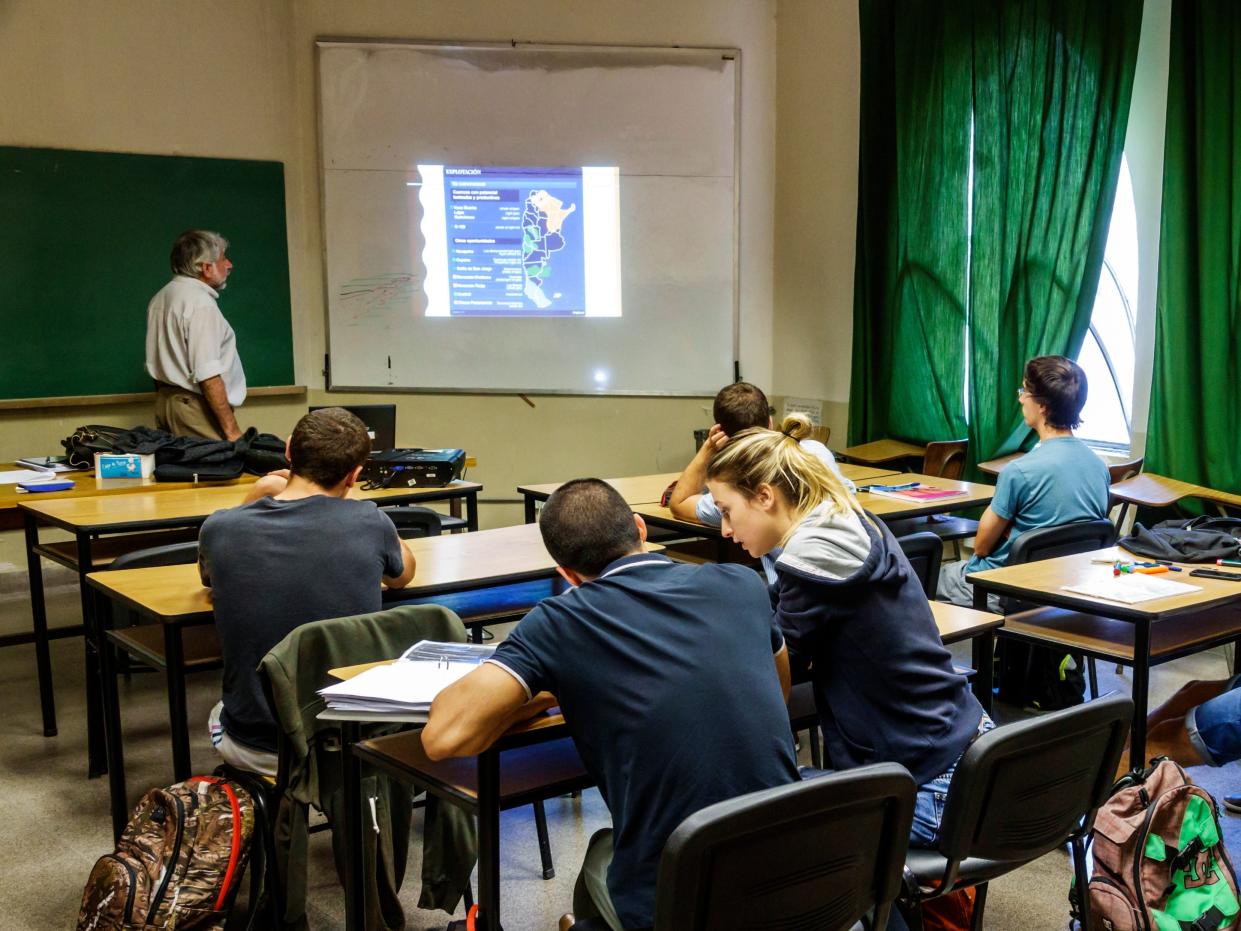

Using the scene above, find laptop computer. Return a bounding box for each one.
[308,404,396,451]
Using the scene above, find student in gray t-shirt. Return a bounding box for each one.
[200,408,415,775]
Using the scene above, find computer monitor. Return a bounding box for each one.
[308,404,396,451]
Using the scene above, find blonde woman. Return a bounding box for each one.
[705,414,990,848]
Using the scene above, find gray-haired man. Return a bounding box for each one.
[145,229,246,440]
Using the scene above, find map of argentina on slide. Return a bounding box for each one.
[419,166,621,318]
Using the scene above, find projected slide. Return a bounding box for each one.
[419,165,621,317]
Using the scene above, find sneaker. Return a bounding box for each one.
[1223,793,1241,815]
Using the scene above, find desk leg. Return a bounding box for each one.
[163,624,191,781]
[1129,619,1152,772]
[25,511,57,737]
[523,495,536,524]
[466,492,480,533]
[477,748,502,931]
[79,535,107,778]
[343,721,366,931]
[972,631,994,715]
[97,589,129,841]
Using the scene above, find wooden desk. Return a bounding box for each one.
[87,523,656,838]
[25,480,483,776]
[1110,473,1241,515]
[0,465,260,530]
[839,462,905,483]
[976,452,1025,477]
[839,438,927,466]
[967,548,1241,769]
[518,472,680,521]
[856,474,995,520]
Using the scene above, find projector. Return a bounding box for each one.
[360,449,466,489]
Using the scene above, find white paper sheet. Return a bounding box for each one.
[1063,573,1201,605]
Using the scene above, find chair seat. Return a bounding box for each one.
[787,680,818,729]
[905,847,1033,892]
[885,515,979,543]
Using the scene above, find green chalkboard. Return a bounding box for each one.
[0,146,293,400]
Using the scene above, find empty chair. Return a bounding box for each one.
[900,692,1132,930]
[381,505,443,539]
[568,762,917,931]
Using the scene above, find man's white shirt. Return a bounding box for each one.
[145,275,247,407]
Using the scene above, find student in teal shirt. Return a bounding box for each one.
[939,355,1111,608]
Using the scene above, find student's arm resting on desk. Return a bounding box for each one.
[422,663,558,760]
[243,471,289,504]
[668,424,729,521]
[199,375,242,442]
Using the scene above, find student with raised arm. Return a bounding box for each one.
[199,407,415,775]
[705,415,988,849]
[936,355,1111,610]
[421,479,797,931]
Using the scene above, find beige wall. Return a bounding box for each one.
[772,0,860,441]
[0,0,862,567]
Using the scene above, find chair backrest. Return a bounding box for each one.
[109,541,200,571]
[922,439,968,480]
[381,505,443,539]
[809,425,831,446]
[1006,518,1117,566]
[933,693,1132,888]
[654,763,916,931]
[1107,455,1144,485]
[258,603,466,787]
[896,532,942,597]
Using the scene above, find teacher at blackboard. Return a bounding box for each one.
[144,229,247,441]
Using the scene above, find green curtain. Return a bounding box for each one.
[850,0,1142,464]
[849,0,973,446]
[966,0,1142,462]
[1146,1,1241,494]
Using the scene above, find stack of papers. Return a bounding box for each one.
[1062,573,1201,605]
[318,640,496,715]
[0,469,58,486]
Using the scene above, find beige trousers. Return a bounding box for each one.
[154,383,225,440]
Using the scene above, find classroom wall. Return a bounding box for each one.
[0,0,870,572]
[771,0,861,442]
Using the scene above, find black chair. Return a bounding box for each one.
[569,763,916,931]
[1000,518,1118,698]
[791,532,945,767]
[381,505,443,539]
[896,531,943,598]
[900,692,1132,931]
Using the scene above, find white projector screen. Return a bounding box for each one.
[317,40,739,395]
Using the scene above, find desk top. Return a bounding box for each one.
[87,522,660,621]
[517,473,680,505]
[21,480,482,533]
[839,462,905,482]
[967,547,1241,621]
[0,466,255,518]
[1109,473,1241,511]
[840,438,927,465]
[975,452,1025,477]
[930,601,1003,644]
[855,473,994,518]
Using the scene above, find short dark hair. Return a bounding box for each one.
[1024,355,1089,430]
[713,382,771,437]
[539,478,641,578]
[287,408,372,488]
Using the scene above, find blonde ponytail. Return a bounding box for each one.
[707,414,858,521]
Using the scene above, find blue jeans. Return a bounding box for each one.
[802,714,996,848]
[1187,676,1241,766]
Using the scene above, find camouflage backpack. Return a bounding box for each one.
[76,776,255,931]
[1075,759,1240,931]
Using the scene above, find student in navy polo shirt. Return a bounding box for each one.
[422,479,798,931]
[706,415,990,849]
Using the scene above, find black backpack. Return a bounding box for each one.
[995,640,1087,711]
